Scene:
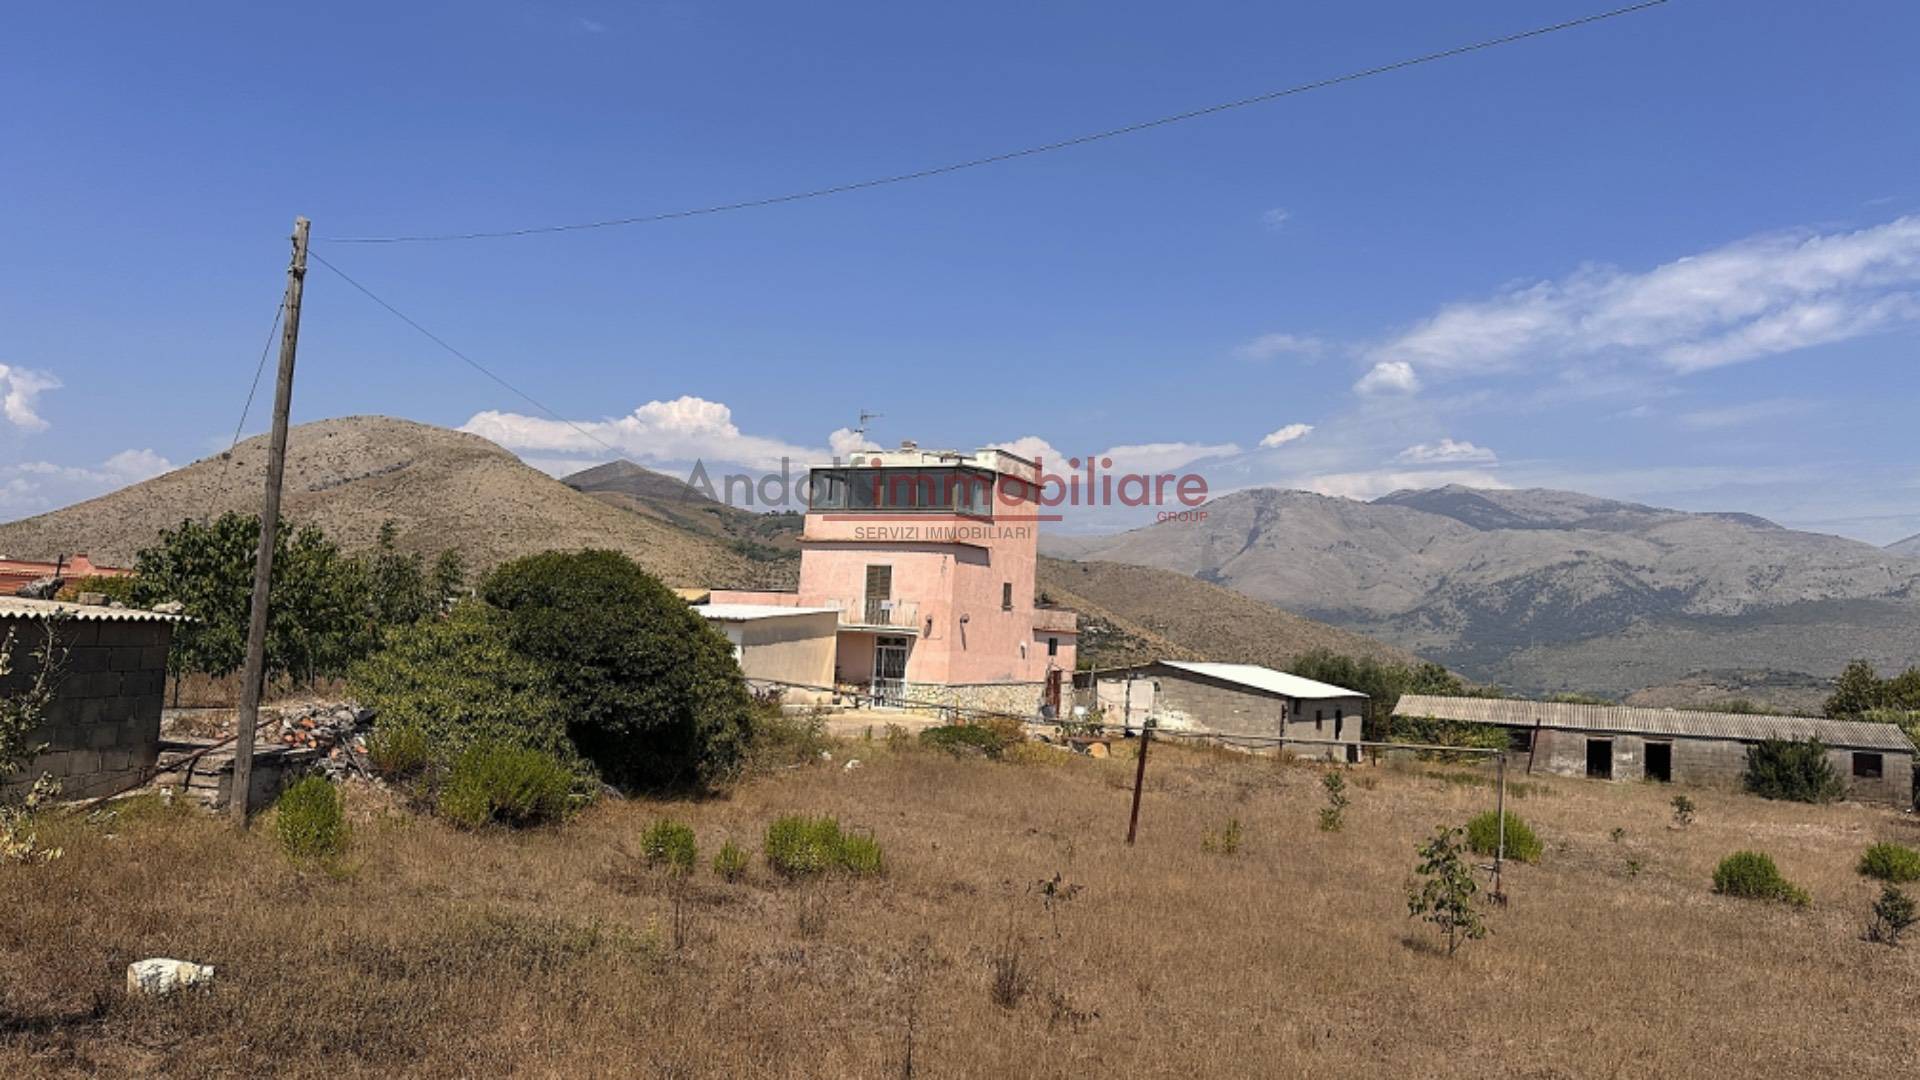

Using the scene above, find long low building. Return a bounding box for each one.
[1086,660,1367,760]
[1395,694,1916,806]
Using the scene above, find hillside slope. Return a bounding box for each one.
[1036,557,1424,672]
[562,460,802,578]
[1887,532,1920,557]
[1061,485,1920,697]
[0,417,774,587]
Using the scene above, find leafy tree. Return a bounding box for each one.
[1407,826,1488,956]
[1825,659,1920,718]
[481,550,753,789]
[347,601,572,762]
[1743,738,1844,804]
[365,521,435,629]
[431,548,468,612]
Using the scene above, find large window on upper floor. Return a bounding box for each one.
[808,466,996,514]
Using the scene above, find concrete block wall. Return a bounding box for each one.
[0,616,172,800]
[1522,727,1914,807]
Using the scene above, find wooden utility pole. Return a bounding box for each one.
[1125,723,1152,845]
[230,216,309,826]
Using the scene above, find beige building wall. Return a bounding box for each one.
[706,610,838,705]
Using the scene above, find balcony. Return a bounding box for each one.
[826,597,921,632]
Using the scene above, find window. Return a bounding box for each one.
[1315,709,1324,732]
[1853,752,1884,779]
[1507,727,1534,753]
[805,466,997,514]
[1002,582,1014,610]
[1047,636,1059,657]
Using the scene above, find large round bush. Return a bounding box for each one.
[481,550,752,789]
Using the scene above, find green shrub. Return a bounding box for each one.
[837,833,885,877]
[275,775,347,861]
[712,840,749,882]
[1857,842,1920,883]
[763,814,883,878]
[745,699,828,772]
[348,602,572,765]
[1712,850,1810,907]
[1464,810,1542,863]
[482,550,753,790]
[1743,738,1844,804]
[919,723,1017,759]
[641,818,698,875]
[365,720,433,779]
[438,742,580,829]
[1390,717,1510,761]
[1202,818,1243,855]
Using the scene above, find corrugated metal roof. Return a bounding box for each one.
[696,603,839,621]
[0,597,186,623]
[1394,694,1916,753]
[1158,661,1366,700]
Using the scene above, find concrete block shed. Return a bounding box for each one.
[1394,694,1917,807]
[0,597,182,800]
[1086,660,1367,761]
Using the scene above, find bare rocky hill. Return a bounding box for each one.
[562,460,802,577]
[0,417,777,587]
[1053,484,1920,699]
[1887,532,1920,557]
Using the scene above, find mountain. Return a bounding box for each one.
[1035,557,1423,672]
[0,417,778,587]
[1053,485,1920,699]
[561,460,802,571]
[0,415,1436,681]
[1888,532,1920,557]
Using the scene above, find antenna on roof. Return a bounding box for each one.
[855,410,883,437]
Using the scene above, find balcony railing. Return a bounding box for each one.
[825,597,920,630]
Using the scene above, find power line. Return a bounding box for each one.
[201,298,288,522]
[306,248,627,458]
[322,1,1668,245]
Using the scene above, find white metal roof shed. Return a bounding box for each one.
[1156,661,1366,701]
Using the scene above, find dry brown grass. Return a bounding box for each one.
[4,739,1918,1077]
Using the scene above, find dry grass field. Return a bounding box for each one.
[3,736,1918,1078]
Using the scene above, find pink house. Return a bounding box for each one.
[711,443,1078,708]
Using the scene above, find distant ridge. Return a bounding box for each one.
[1054,484,1920,699]
[0,416,777,587]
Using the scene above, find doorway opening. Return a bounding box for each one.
[872,635,909,705]
[1644,742,1672,783]
[1586,739,1614,780]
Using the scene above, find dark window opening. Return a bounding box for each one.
[807,466,996,514]
[1047,636,1059,657]
[1586,739,1613,780]
[1315,709,1324,732]
[1002,582,1013,610]
[1507,727,1534,753]
[1853,752,1884,779]
[1644,742,1672,783]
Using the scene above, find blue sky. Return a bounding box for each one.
[5,1,1919,540]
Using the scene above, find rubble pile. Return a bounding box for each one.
[272,702,376,779]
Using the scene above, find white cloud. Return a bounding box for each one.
[827,426,880,457]
[989,436,1234,474]
[1100,442,1239,473]
[0,448,175,516]
[1396,438,1496,464]
[986,436,1062,468]
[1364,215,1920,390]
[1260,208,1291,231]
[1676,398,1808,431]
[1259,423,1314,449]
[0,364,59,431]
[462,395,823,471]
[1354,360,1419,395]
[1234,333,1323,362]
[1303,469,1508,501]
